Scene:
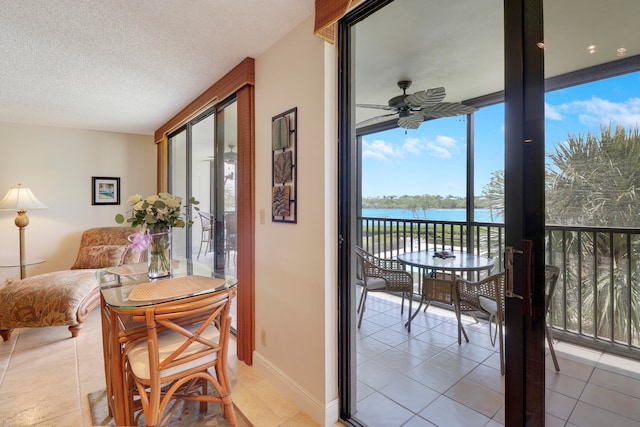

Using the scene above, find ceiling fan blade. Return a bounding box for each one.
[356,113,399,128]
[405,87,446,108]
[356,103,397,111]
[423,102,478,119]
[397,113,423,129]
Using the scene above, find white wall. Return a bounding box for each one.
[0,122,156,284]
[254,15,338,426]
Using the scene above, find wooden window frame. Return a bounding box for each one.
[155,57,255,364]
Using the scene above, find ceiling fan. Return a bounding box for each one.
[356,80,478,130]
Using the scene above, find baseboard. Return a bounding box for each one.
[253,352,340,427]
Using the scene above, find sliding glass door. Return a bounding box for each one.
[340,0,509,424]
[168,97,238,311]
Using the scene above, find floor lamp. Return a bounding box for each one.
[0,184,47,279]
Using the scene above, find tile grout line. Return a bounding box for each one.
[0,331,20,389]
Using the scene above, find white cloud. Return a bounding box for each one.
[546,102,562,121]
[436,135,456,147]
[363,134,460,160]
[362,138,402,161]
[550,97,640,128]
[425,142,452,158]
[402,137,423,154]
[423,135,459,158]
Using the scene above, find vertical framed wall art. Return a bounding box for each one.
[271,107,297,223]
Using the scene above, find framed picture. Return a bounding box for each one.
[271,107,297,223]
[92,177,120,205]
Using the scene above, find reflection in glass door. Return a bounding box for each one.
[168,97,238,329]
[215,98,238,330]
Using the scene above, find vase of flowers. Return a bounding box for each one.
[147,227,172,278]
[116,192,198,279]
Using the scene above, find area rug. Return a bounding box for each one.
[88,389,251,426]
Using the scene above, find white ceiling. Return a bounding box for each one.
[0,0,314,135]
[354,0,640,128]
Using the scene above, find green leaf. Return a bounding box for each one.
[115,213,125,224]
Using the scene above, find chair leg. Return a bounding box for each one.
[546,323,560,372]
[197,236,204,259]
[423,300,432,312]
[356,284,366,314]
[406,292,412,333]
[454,303,469,344]
[357,288,368,329]
[498,315,505,375]
[488,313,497,347]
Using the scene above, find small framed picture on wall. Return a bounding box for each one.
[92,177,120,205]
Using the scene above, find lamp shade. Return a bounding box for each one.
[0,184,47,211]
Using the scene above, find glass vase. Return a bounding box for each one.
[147,229,172,279]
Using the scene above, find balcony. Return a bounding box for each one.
[355,289,640,426]
[355,214,640,425]
[358,215,640,359]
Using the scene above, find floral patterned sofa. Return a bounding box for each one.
[0,227,140,341]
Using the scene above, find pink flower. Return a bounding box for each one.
[127,232,152,253]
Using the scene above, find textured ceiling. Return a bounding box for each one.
[0,0,314,135]
[4,0,637,137]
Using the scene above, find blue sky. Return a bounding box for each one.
[361,72,640,198]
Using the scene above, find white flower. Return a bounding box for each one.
[116,192,199,230]
[128,194,142,204]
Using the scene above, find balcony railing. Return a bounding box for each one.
[358,215,640,359]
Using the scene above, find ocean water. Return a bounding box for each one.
[361,208,502,223]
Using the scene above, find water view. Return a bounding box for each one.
[361,208,502,223]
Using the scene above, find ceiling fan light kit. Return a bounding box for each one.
[356,80,478,130]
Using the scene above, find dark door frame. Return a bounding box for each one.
[338,0,547,424]
[503,0,546,425]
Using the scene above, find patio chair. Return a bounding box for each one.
[545,265,561,372]
[355,246,414,331]
[454,272,505,374]
[197,211,214,259]
[225,212,237,262]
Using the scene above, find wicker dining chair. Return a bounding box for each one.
[119,289,236,426]
[355,246,415,331]
[454,272,506,374]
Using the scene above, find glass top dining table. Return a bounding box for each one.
[98,261,236,308]
[397,250,495,272]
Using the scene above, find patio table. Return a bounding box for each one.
[397,250,495,343]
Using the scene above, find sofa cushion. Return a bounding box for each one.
[76,227,144,265]
[71,245,127,270]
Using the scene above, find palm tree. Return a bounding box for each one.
[482,169,504,223]
[547,124,640,343]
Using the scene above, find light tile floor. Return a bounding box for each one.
[0,309,320,427]
[3,291,640,427]
[354,291,640,426]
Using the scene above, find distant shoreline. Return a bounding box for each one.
[361,207,503,223]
